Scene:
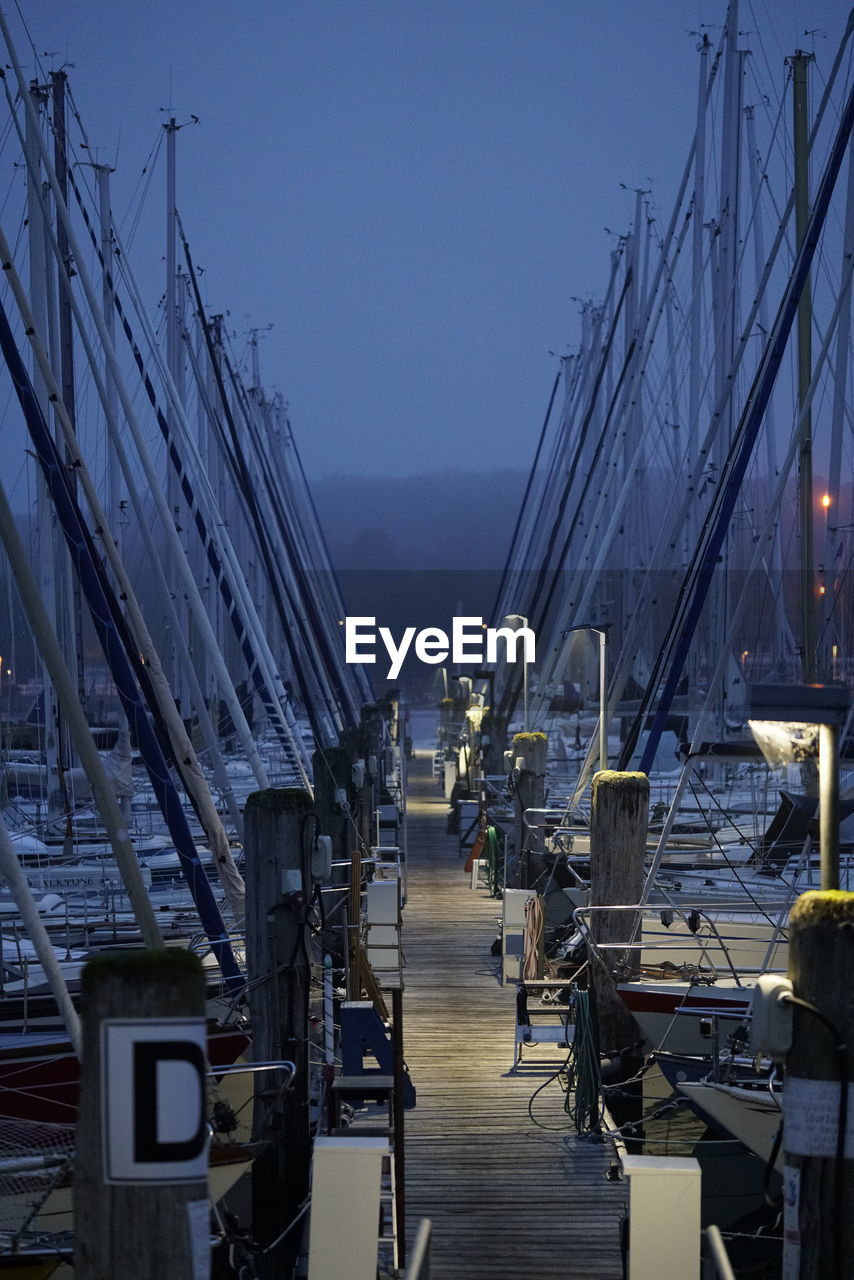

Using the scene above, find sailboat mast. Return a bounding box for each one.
[687,33,709,629]
[165,118,179,417]
[51,69,87,715]
[164,116,186,711]
[50,75,76,441]
[711,6,743,739]
[792,51,817,680]
[24,80,63,814]
[745,103,788,679]
[95,163,126,554]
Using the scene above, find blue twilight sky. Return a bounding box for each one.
[8,0,851,480]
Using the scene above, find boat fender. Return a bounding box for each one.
[599,1055,623,1083]
[600,1039,646,1084]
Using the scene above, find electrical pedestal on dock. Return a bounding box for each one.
[622,1155,700,1279]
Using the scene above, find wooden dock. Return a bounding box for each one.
[401,752,626,1278]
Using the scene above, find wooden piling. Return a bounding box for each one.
[244,786,314,1277]
[75,948,208,1280]
[785,890,854,1279]
[510,732,548,890]
[311,744,354,880]
[482,710,509,779]
[589,770,648,1054]
[312,742,354,1021]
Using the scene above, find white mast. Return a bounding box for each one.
[24,80,64,820]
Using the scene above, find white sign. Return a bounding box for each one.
[783,1076,854,1158]
[101,1018,208,1184]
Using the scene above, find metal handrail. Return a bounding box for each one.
[704,1225,737,1280]
[405,1218,432,1279]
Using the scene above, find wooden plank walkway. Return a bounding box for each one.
[401,752,626,1278]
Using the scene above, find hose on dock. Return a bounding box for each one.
[563,989,602,1134]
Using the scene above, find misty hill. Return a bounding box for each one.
[311,468,527,697]
[313,469,527,571]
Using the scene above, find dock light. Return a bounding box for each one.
[564,624,611,772]
[747,683,849,890]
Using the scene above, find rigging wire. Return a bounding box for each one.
[685,773,795,934]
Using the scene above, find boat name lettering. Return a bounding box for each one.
[343,616,536,679]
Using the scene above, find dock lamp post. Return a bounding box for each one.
[564,625,611,772]
[747,683,850,890]
[503,615,530,732]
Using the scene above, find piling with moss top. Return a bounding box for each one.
[75,947,208,1280]
[785,890,854,1279]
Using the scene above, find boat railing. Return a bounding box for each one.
[572,900,792,987]
[522,807,573,831]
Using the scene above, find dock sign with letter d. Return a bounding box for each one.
[101,1018,208,1184]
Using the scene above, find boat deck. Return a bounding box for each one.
[401,751,626,1278]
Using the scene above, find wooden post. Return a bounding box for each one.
[784,890,854,1279]
[339,707,386,1002]
[510,732,548,890]
[245,786,314,1277]
[312,743,355,883]
[75,949,208,1280]
[589,770,648,1054]
[338,725,366,998]
[482,710,509,779]
[362,701,386,814]
[312,743,354,1118]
